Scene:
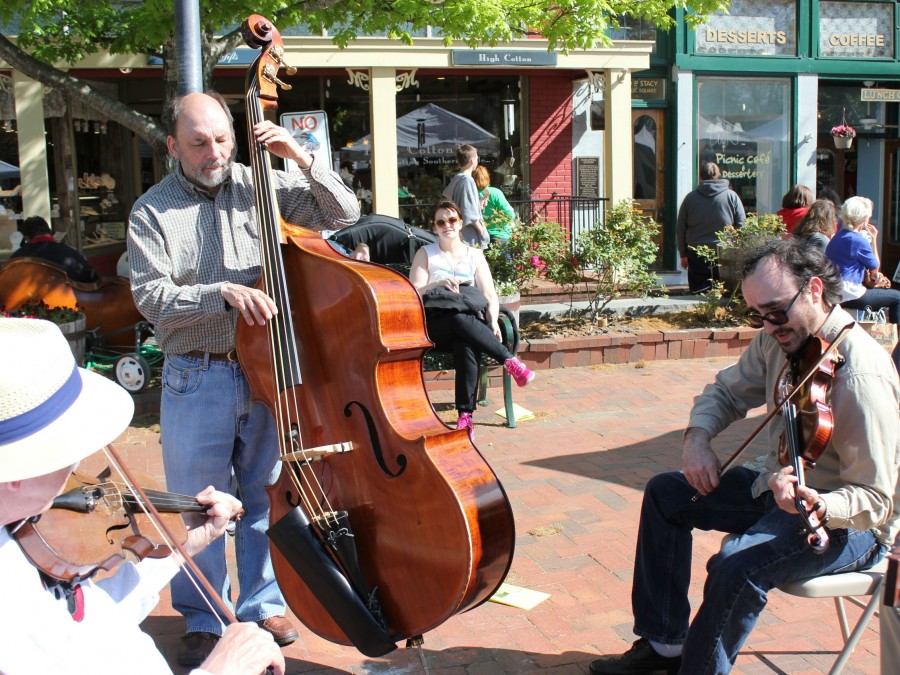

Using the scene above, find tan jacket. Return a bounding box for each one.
[689,306,900,545]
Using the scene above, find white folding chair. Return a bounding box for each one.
[721,534,886,674]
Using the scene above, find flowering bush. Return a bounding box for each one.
[830,124,856,138]
[1,300,84,325]
[484,217,569,297]
[545,199,664,319]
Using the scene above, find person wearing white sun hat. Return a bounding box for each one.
[0,318,284,675]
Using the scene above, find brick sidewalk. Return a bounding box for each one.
[109,357,880,674]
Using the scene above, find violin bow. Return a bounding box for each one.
[692,320,854,501]
[102,443,238,626]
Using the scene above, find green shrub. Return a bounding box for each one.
[693,212,786,324]
[546,199,665,319]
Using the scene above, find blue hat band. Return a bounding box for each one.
[0,364,82,445]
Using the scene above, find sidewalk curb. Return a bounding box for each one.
[423,326,757,390]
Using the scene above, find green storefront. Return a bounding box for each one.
[631,1,900,275]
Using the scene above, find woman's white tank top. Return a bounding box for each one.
[424,243,479,285]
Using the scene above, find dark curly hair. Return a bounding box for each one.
[793,199,837,239]
[741,237,842,308]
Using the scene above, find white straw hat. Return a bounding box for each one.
[0,318,134,482]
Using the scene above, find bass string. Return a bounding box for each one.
[247,82,336,525]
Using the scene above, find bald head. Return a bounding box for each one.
[164,91,234,137]
[165,91,237,193]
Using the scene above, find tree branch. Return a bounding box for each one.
[0,32,166,154]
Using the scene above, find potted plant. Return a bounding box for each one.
[830,123,856,149]
[1,300,87,365]
[693,212,786,315]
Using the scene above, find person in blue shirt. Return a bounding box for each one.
[825,195,900,370]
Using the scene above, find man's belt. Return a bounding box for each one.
[181,350,238,362]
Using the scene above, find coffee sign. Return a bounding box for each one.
[819,2,893,58]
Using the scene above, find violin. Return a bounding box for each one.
[692,322,854,529]
[13,463,204,583]
[776,335,843,553]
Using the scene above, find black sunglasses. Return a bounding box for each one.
[743,278,809,329]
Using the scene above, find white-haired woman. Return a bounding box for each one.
[825,195,900,370]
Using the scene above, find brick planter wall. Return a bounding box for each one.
[423,326,757,390]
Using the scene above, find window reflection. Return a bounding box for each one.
[633,115,657,199]
[697,77,791,214]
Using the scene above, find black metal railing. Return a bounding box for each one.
[399,193,608,243]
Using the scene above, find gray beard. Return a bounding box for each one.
[185,160,232,190]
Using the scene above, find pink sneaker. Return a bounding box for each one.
[456,411,475,441]
[504,357,535,387]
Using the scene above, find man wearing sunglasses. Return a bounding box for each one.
[590,238,900,675]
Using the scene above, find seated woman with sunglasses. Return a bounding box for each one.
[409,200,535,440]
[824,195,900,371]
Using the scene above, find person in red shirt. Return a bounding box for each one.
[11,216,99,284]
[776,185,814,234]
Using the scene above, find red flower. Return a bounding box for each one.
[530,255,541,267]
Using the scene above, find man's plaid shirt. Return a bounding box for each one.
[127,158,359,354]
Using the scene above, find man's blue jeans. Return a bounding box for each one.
[632,467,886,675]
[161,354,285,634]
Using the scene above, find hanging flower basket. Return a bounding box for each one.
[831,123,856,149]
[833,135,852,149]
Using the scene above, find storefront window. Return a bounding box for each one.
[695,0,797,56]
[697,76,791,214]
[819,2,893,59]
[609,16,657,53]
[317,74,521,222]
[633,115,657,199]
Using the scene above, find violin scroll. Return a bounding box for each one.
[242,14,294,109]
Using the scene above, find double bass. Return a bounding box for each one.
[234,15,515,656]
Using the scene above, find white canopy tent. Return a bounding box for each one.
[341,103,500,165]
[0,160,20,180]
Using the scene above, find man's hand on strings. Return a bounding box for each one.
[183,487,243,557]
[253,120,312,169]
[768,466,821,515]
[682,427,721,495]
[221,282,278,326]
